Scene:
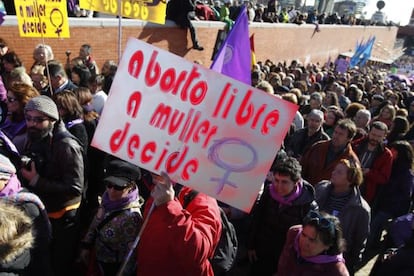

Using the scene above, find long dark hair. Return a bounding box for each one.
[303,211,347,255]
[389,140,414,170]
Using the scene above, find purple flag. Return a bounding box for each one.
[210,6,251,85]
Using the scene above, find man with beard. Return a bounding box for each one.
[285,109,330,161]
[301,119,360,186]
[352,121,393,208]
[19,95,84,276]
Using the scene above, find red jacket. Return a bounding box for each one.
[352,137,393,204]
[301,140,360,186]
[136,187,222,276]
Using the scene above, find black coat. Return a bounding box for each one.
[166,0,195,28]
[247,181,318,270]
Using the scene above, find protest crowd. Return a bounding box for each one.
[1,1,414,276]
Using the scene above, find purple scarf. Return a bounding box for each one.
[83,104,94,113]
[269,180,303,206]
[101,187,138,212]
[0,174,22,196]
[66,118,84,129]
[294,228,345,264]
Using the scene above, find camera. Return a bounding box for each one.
[65,50,71,57]
[20,155,33,170]
[20,153,45,171]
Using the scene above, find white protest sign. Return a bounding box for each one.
[92,38,298,212]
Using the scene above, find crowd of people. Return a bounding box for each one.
[1,10,414,275]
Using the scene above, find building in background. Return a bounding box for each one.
[314,0,335,15]
[333,0,367,17]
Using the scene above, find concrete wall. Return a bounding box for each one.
[1,16,398,70]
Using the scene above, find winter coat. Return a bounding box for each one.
[352,137,393,205]
[377,166,414,217]
[82,197,143,275]
[1,190,52,276]
[0,202,34,275]
[136,187,222,276]
[315,181,370,270]
[277,225,349,276]
[247,181,318,272]
[22,120,84,213]
[301,140,359,186]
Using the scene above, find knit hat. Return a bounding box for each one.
[25,95,59,121]
[0,154,16,180]
[104,159,141,188]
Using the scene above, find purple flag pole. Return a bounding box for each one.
[210,6,251,85]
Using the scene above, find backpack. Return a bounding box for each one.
[182,190,238,274]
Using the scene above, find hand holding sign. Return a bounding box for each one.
[151,172,175,206]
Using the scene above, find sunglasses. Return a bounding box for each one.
[304,211,335,235]
[25,115,49,124]
[106,183,126,191]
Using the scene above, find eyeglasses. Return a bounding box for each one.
[304,211,335,235]
[106,183,126,191]
[7,97,18,103]
[25,115,49,124]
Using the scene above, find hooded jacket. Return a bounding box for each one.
[0,202,34,275]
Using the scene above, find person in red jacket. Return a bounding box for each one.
[136,172,222,276]
[301,119,360,186]
[352,121,393,207]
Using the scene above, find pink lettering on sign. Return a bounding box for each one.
[127,49,208,106]
[127,91,142,118]
[150,103,218,148]
[212,83,281,135]
[108,122,199,180]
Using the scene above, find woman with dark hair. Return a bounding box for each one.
[386,116,409,145]
[247,157,318,275]
[53,90,88,151]
[315,159,370,274]
[368,140,414,248]
[74,87,106,217]
[324,109,345,138]
[73,87,99,144]
[71,64,91,88]
[278,211,349,276]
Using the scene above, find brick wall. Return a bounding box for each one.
[1,16,398,71]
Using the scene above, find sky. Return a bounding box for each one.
[305,0,414,25]
[363,0,413,25]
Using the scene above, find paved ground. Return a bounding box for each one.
[355,255,378,276]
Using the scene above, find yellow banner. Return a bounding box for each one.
[14,0,70,38]
[80,0,166,24]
